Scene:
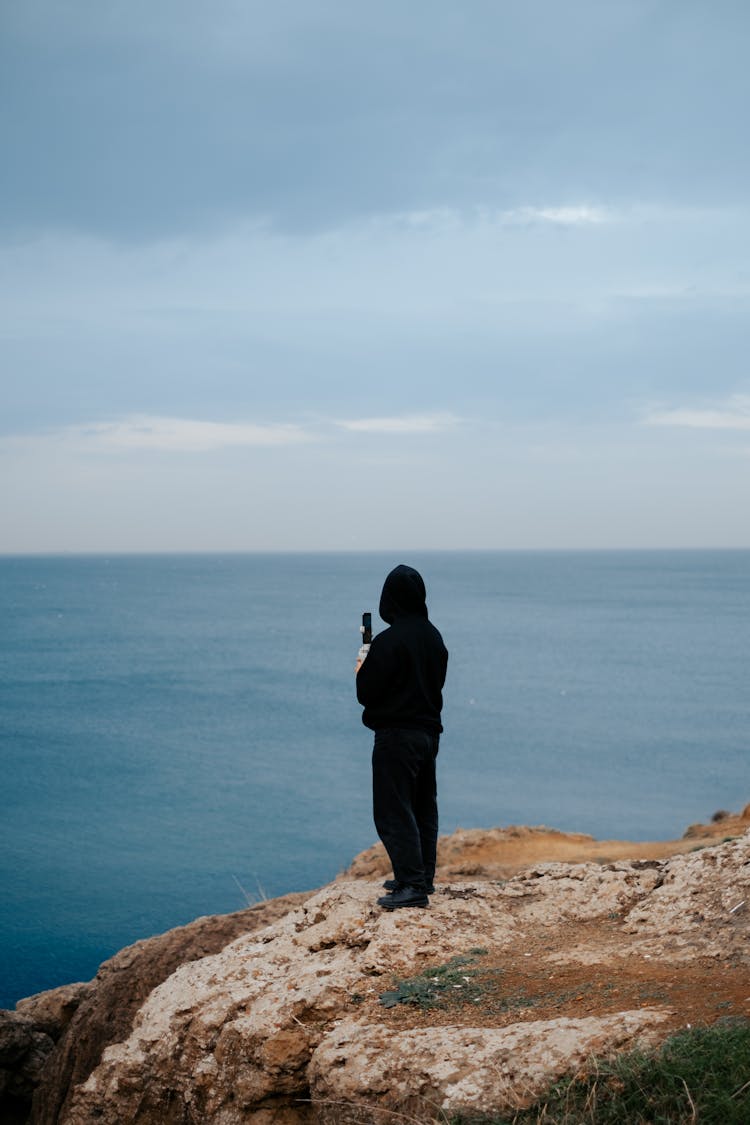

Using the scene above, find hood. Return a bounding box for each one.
[379,564,428,623]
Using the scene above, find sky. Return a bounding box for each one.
[1,0,749,552]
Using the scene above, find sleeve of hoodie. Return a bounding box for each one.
[356,630,401,708]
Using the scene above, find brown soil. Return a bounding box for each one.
[434,809,750,880]
[354,912,750,1038]
[344,805,750,1041]
[344,806,750,886]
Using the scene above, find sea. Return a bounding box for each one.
[1,550,748,1009]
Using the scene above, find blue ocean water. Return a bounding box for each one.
[1,550,748,1009]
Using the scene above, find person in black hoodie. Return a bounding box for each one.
[355,564,448,909]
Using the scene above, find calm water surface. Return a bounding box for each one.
[1,550,748,1007]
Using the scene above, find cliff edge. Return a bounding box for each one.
[3,806,750,1124]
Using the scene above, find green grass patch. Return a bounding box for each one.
[379,948,492,1010]
[377,952,609,1017]
[448,1019,750,1124]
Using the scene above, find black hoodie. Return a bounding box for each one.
[356,564,448,734]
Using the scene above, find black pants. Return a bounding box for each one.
[372,727,439,892]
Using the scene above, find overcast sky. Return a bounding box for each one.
[2,0,749,552]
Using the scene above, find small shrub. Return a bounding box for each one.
[379,949,490,1010]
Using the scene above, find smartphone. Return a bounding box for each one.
[361,611,372,645]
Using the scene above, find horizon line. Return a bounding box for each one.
[1,545,749,559]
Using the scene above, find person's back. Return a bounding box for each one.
[355,564,448,910]
[356,565,447,734]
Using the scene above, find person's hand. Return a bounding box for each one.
[354,658,363,675]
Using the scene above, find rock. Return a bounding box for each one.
[0,1010,54,1124]
[621,834,750,959]
[497,858,665,923]
[1,982,90,1124]
[50,832,750,1124]
[341,824,602,882]
[309,1010,670,1121]
[62,882,469,1123]
[15,984,93,1042]
[16,812,750,1124]
[343,812,747,883]
[30,891,312,1125]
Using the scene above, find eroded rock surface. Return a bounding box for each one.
[29,891,311,1125]
[343,803,750,882]
[15,985,93,1043]
[47,832,750,1124]
[0,1010,55,1125]
[309,1011,670,1122]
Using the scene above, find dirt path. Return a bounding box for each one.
[344,805,750,1038]
[345,804,750,883]
[363,909,750,1038]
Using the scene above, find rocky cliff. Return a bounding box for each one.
[3,807,750,1124]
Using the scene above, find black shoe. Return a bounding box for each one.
[377,885,429,910]
[383,878,435,895]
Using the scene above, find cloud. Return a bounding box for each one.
[643,395,750,431]
[1,412,462,457]
[502,205,614,227]
[5,1,750,244]
[380,203,615,235]
[2,416,312,455]
[335,413,460,435]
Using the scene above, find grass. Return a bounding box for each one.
[376,953,671,1021]
[447,1019,750,1125]
[232,873,269,905]
[379,949,492,1010]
